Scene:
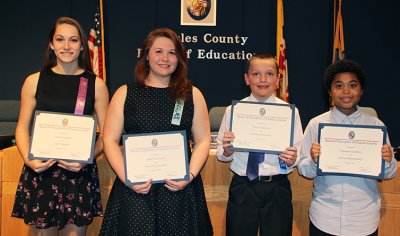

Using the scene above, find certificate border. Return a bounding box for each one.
[28,110,97,164]
[229,100,295,154]
[122,130,189,186]
[317,123,386,179]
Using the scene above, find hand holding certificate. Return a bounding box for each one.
[123,131,189,186]
[29,111,97,163]
[229,100,295,154]
[317,123,386,179]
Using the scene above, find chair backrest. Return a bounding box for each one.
[0,100,20,136]
[209,106,226,133]
[359,106,378,118]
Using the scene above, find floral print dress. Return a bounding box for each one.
[11,69,103,229]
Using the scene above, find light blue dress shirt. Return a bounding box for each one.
[297,106,397,236]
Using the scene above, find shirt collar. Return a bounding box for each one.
[331,105,362,124]
[249,93,276,103]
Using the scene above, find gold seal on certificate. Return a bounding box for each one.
[229,100,295,154]
[123,130,189,186]
[317,123,386,179]
[28,111,97,163]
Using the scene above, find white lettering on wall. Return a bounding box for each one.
[203,33,248,46]
[137,33,256,60]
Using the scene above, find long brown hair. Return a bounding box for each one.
[42,16,93,72]
[135,28,192,100]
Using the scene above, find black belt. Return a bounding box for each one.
[235,173,288,183]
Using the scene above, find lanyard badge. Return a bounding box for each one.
[171,100,185,125]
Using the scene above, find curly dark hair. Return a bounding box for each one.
[135,28,192,100]
[323,59,366,92]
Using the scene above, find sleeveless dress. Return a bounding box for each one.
[99,82,213,236]
[11,68,103,229]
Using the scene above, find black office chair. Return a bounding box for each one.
[0,100,20,149]
[209,106,226,135]
[359,106,378,118]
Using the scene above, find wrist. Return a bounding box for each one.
[190,171,195,179]
[189,171,196,182]
[311,156,318,164]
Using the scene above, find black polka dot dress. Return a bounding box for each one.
[99,82,213,236]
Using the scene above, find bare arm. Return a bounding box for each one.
[15,72,56,172]
[103,85,126,181]
[103,85,152,194]
[93,77,110,157]
[164,86,210,191]
[188,86,211,176]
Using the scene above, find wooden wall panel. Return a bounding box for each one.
[1,147,32,235]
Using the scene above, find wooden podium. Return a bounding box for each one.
[1,146,399,235]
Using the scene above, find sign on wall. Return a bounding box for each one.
[181,0,217,26]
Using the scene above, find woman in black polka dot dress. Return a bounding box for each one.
[99,28,213,235]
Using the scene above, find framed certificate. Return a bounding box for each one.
[229,100,295,154]
[123,130,189,186]
[29,111,97,163]
[317,123,386,179]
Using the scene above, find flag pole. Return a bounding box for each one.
[276,0,289,102]
[99,0,106,82]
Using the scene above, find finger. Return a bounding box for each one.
[58,160,70,166]
[57,163,72,171]
[37,164,52,173]
[278,155,290,164]
[163,184,175,191]
[223,143,233,148]
[165,185,180,192]
[44,159,55,166]
[57,163,66,169]
[164,178,179,185]
[48,160,57,166]
[222,139,232,145]
[73,162,81,169]
[165,184,179,191]
[163,180,181,191]
[135,179,152,192]
[144,179,153,187]
[282,151,296,158]
[138,185,152,194]
[132,183,147,194]
[285,147,297,152]
[143,183,152,192]
[69,167,80,172]
[36,168,46,173]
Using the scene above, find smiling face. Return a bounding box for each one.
[147,36,178,82]
[330,72,363,116]
[244,57,279,101]
[50,23,82,65]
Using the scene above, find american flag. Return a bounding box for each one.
[88,7,105,80]
[276,0,289,102]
